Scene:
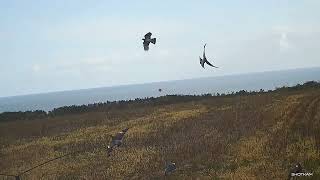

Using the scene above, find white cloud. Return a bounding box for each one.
[279,32,290,51]
[271,25,320,53]
[271,26,292,51]
[32,64,41,72]
[272,25,320,34]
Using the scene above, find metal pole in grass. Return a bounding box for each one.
[0,149,86,179]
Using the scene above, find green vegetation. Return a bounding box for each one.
[0,81,320,179]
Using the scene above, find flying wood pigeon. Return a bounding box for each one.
[199,44,218,68]
[142,32,156,51]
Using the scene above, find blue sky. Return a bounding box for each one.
[1,0,320,97]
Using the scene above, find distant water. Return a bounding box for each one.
[0,67,319,112]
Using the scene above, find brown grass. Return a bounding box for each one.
[0,88,320,179]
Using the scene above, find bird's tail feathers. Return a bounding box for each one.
[151,38,156,44]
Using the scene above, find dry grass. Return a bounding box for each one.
[1,88,320,179]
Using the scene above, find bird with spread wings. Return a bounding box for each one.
[199,44,218,68]
[142,32,156,51]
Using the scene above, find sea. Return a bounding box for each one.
[0,67,319,112]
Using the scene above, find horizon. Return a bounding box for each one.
[2,80,320,114]
[0,67,319,112]
[0,66,319,98]
[1,1,320,97]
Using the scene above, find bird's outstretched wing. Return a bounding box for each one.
[205,60,218,68]
[144,32,152,39]
[143,42,150,51]
[203,44,207,59]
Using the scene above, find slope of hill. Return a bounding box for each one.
[0,83,320,179]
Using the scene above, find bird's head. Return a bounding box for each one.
[122,127,129,133]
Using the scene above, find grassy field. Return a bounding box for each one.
[0,85,320,179]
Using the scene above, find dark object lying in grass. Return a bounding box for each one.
[107,128,129,156]
[288,162,303,180]
[164,162,176,176]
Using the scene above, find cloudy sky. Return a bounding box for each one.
[1,0,320,97]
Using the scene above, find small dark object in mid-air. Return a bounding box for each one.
[107,128,129,156]
[142,32,156,51]
[158,88,162,92]
[164,162,176,176]
[199,43,218,68]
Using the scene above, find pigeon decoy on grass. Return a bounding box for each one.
[142,32,156,51]
[199,44,218,68]
[107,128,129,156]
[288,163,303,180]
[164,162,176,176]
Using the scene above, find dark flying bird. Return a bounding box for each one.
[199,44,218,68]
[107,128,129,156]
[164,162,176,176]
[142,32,156,51]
